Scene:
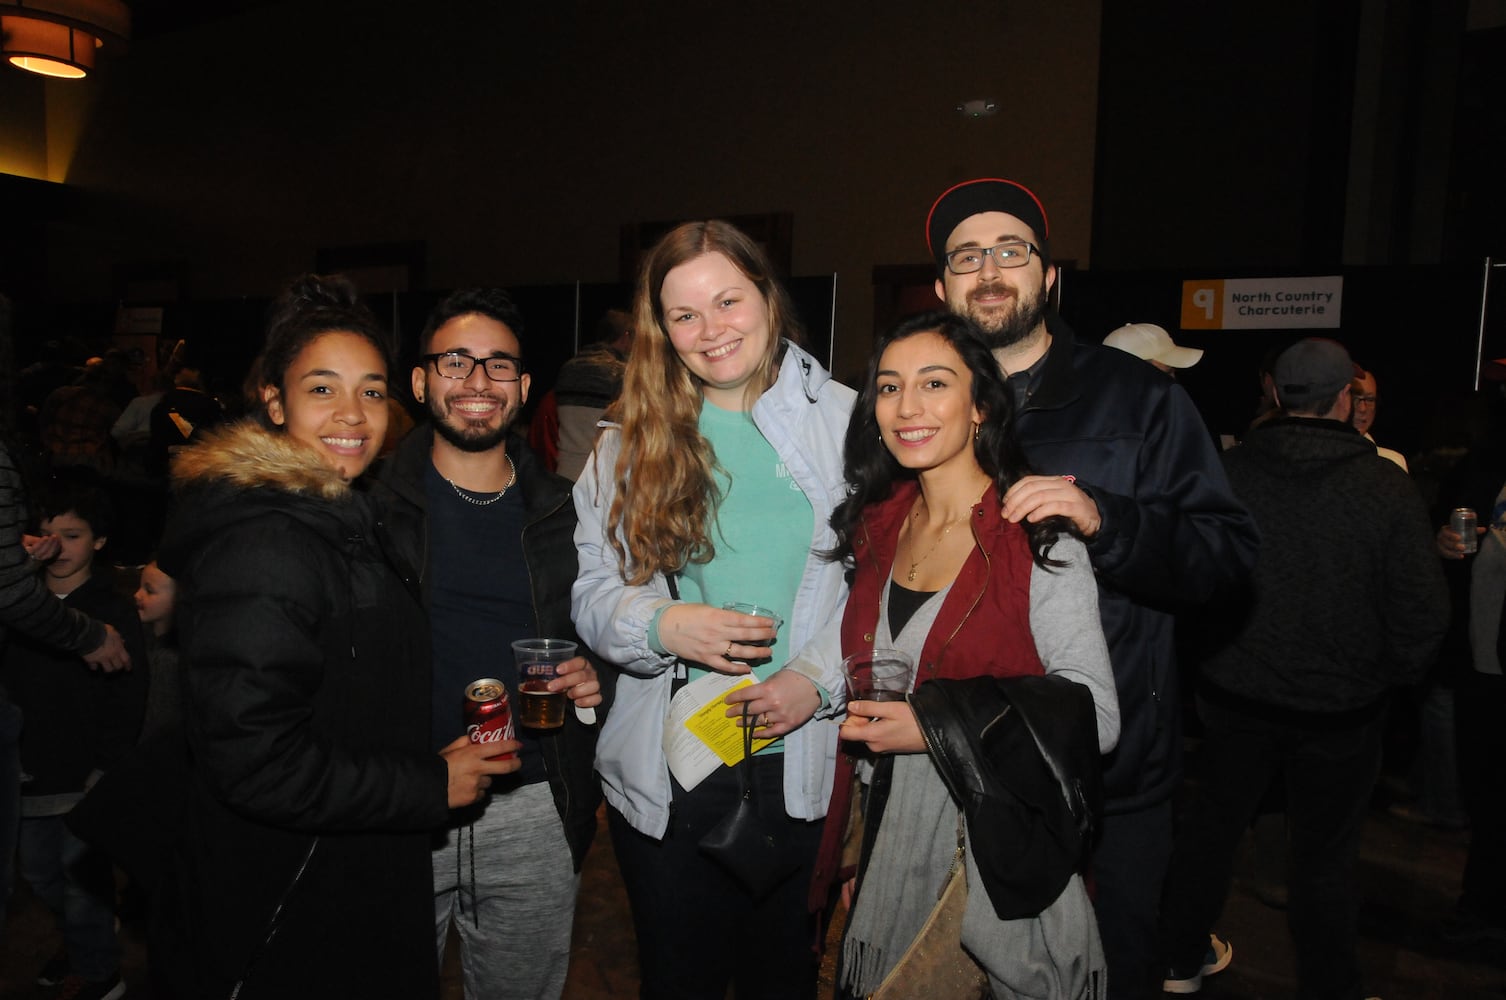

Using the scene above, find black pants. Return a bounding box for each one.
[1456,670,1506,922]
[608,754,823,1000]
[1159,697,1381,1000]
[1092,798,1174,999]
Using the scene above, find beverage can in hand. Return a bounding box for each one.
[1453,508,1478,555]
[464,678,516,760]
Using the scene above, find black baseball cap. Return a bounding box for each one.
[926,178,1051,267]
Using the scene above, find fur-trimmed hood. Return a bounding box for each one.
[171,420,352,500]
[160,421,374,581]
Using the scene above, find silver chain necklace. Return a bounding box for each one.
[444,454,516,507]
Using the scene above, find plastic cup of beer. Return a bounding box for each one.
[842,648,914,706]
[721,602,784,664]
[511,639,577,730]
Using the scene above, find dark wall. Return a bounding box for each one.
[7,0,1103,374]
[1092,2,1347,269]
[1092,0,1492,272]
[1446,26,1506,262]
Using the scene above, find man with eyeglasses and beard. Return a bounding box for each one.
[926,179,1260,1000]
[373,288,608,1000]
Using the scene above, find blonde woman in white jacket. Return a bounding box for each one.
[572,220,852,1000]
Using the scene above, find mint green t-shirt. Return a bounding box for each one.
[679,401,814,686]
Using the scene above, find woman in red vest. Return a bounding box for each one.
[800,310,1120,998]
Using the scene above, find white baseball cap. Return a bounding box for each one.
[1103,323,1204,369]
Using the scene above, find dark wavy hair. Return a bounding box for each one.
[418,287,527,360]
[252,274,393,430]
[830,309,1074,567]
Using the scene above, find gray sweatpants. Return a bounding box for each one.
[433,780,579,1000]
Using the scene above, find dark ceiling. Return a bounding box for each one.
[125,0,281,40]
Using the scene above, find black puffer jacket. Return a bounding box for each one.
[372,425,607,870]
[154,423,448,1000]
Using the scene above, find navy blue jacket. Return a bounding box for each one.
[1013,322,1259,812]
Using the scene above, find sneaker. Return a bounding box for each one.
[36,952,68,987]
[54,973,127,1000]
[1163,934,1233,994]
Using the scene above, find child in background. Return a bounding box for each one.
[133,561,179,743]
[0,472,147,1000]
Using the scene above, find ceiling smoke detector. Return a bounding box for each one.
[957,99,998,119]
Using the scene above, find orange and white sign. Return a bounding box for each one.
[1181,276,1343,330]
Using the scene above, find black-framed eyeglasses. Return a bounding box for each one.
[943,241,1040,275]
[421,352,523,383]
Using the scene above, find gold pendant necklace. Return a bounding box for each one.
[905,508,959,583]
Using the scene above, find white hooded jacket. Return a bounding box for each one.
[571,341,854,838]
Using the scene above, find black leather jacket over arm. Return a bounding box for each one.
[907,674,1103,920]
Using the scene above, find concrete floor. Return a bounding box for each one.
[2,795,1503,998]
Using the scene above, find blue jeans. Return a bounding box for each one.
[18,813,120,980]
[1159,697,1381,1000]
[0,697,19,924]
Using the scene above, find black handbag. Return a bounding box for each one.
[697,703,800,899]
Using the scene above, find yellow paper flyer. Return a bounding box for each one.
[664,674,777,790]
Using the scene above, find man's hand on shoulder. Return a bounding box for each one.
[1003,474,1102,538]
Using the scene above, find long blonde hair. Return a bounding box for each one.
[606,220,805,585]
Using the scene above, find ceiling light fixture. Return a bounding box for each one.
[1,0,129,79]
[957,99,998,119]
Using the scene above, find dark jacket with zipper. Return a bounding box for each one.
[1012,319,1258,812]
[153,422,447,1000]
[373,424,606,870]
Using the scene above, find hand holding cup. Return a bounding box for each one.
[841,648,914,706]
[512,639,578,730]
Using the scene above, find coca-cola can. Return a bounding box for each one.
[464,678,516,760]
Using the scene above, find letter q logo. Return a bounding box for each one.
[1181,280,1223,329]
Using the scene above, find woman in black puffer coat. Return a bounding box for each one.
[151,276,516,999]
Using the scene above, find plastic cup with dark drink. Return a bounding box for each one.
[511,639,577,730]
[842,649,915,707]
[721,602,783,664]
